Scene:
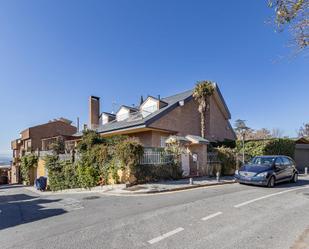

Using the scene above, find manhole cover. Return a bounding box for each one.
[83,196,100,200]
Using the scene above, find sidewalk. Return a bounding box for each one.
[25,176,236,196]
[108,176,236,195]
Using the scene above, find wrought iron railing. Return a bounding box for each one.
[139,147,173,165]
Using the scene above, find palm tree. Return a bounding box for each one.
[193,81,215,138]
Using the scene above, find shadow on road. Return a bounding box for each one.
[239,178,309,189]
[0,184,25,190]
[0,193,66,230]
[274,178,309,188]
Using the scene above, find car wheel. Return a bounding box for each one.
[292,173,298,183]
[268,176,275,188]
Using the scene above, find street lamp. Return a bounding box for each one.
[234,119,250,164]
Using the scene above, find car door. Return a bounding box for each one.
[282,157,294,179]
[274,157,285,181]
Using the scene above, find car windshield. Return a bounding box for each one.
[250,157,276,165]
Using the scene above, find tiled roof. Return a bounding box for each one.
[96,89,193,134]
[74,84,232,136]
[185,135,210,144]
[100,112,116,117]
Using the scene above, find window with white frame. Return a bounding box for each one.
[160,136,168,147]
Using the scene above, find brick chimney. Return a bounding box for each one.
[89,96,100,129]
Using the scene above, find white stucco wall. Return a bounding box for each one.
[140,98,158,116]
[116,107,130,121]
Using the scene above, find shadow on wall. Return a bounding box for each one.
[0,192,66,230]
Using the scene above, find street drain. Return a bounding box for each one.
[83,196,100,200]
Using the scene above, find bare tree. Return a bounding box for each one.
[298,122,309,136]
[251,128,272,140]
[271,128,284,138]
[268,0,309,53]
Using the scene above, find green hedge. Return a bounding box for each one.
[236,138,295,159]
[216,146,237,175]
[45,132,145,190]
[133,163,183,183]
[20,154,38,185]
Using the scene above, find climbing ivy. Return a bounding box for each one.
[20,154,38,185]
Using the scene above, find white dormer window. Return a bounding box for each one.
[102,115,108,125]
[116,106,130,121]
[140,97,159,117]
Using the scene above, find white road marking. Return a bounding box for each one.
[234,186,309,208]
[201,212,223,221]
[148,227,184,244]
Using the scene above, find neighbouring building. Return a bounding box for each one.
[294,137,309,173]
[11,118,77,184]
[82,84,236,176]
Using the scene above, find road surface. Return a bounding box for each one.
[1,177,309,249]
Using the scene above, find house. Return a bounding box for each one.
[294,137,309,172]
[85,84,236,176]
[0,157,11,184]
[11,118,77,184]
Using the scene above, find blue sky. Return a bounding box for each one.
[0,0,308,155]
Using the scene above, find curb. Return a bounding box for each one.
[147,180,237,194]
[111,180,237,195]
[25,184,126,196]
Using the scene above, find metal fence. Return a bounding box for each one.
[139,148,173,165]
[207,152,220,163]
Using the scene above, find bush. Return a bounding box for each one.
[63,160,79,189]
[236,138,295,160]
[45,155,80,191]
[133,163,183,183]
[20,154,38,185]
[264,139,295,158]
[115,138,144,171]
[216,146,236,175]
[77,164,99,189]
[44,155,66,191]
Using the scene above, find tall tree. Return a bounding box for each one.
[298,122,309,136]
[268,0,309,53]
[193,81,215,138]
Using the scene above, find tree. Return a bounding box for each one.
[234,119,251,163]
[271,128,284,138]
[193,81,215,138]
[298,122,309,136]
[268,0,309,52]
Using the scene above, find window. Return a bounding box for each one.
[25,140,32,152]
[282,157,291,166]
[116,107,130,121]
[288,158,295,165]
[160,136,168,148]
[140,98,159,117]
[275,157,283,166]
[251,156,276,165]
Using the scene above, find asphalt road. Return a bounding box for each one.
[1,177,309,249]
